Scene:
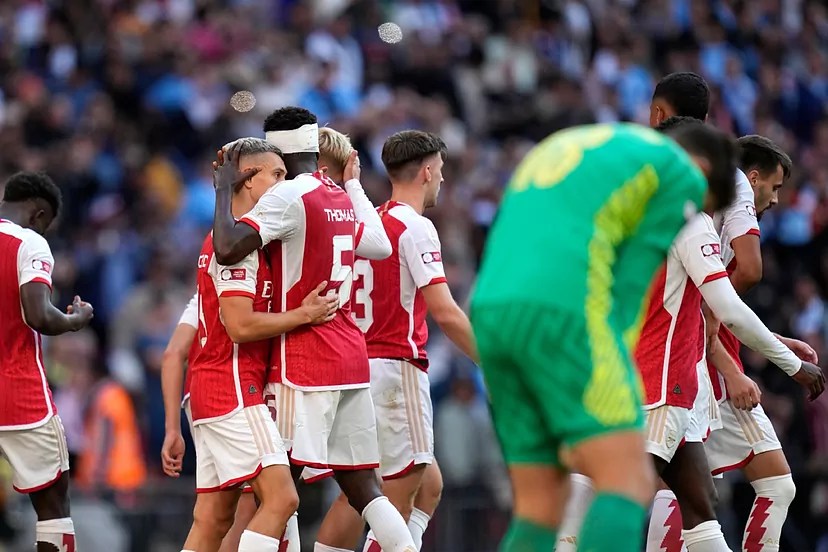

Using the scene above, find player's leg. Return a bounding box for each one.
[555,472,595,551]
[315,491,365,551]
[705,400,793,552]
[473,304,569,551]
[647,481,686,552]
[409,460,443,548]
[218,490,257,552]
[328,388,415,552]
[363,359,436,551]
[2,416,75,552]
[183,490,241,552]
[660,443,729,552]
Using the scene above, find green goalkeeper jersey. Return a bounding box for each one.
[473,123,706,339]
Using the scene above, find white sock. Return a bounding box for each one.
[238,529,280,552]
[362,530,380,551]
[314,543,353,552]
[647,489,687,552]
[682,520,732,552]
[407,507,431,550]
[36,517,75,551]
[284,512,301,552]
[743,475,796,552]
[362,496,416,552]
[557,473,595,551]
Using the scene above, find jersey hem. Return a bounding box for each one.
[702,271,729,284]
[191,404,242,426]
[280,379,370,392]
[0,411,53,431]
[219,290,256,299]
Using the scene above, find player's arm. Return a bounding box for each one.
[18,238,93,335]
[212,142,265,265]
[422,283,479,363]
[699,279,824,399]
[728,233,762,293]
[343,152,392,260]
[220,282,338,343]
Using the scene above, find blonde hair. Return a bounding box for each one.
[318,127,353,174]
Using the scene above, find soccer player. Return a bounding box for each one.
[642,73,822,552]
[703,136,821,552]
[212,107,417,552]
[313,130,478,552]
[183,137,338,552]
[471,122,736,552]
[633,119,823,552]
[0,171,94,552]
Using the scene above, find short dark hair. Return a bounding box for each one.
[382,130,446,180]
[3,172,62,217]
[263,107,318,132]
[653,72,710,121]
[655,115,701,133]
[667,123,737,211]
[737,135,792,180]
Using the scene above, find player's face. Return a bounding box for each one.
[749,164,784,220]
[242,152,287,201]
[423,153,444,209]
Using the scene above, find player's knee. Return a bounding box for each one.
[752,474,796,505]
[261,485,300,519]
[193,505,235,540]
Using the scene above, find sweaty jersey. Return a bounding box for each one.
[635,213,728,409]
[188,234,272,424]
[0,220,57,430]
[240,172,370,390]
[473,124,707,337]
[709,169,760,401]
[352,201,447,370]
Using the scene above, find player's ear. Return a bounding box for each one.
[747,169,760,187]
[423,163,432,185]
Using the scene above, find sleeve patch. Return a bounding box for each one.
[746,204,757,217]
[32,259,52,274]
[700,243,721,257]
[220,268,247,281]
[421,251,442,264]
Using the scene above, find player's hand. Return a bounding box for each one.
[724,372,761,410]
[301,282,339,324]
[776,334,819,364]
[214,141,260,192]
[792,361,826,401]
[67,295,94,327]
[161,431,185,477]
[343,150,361,183]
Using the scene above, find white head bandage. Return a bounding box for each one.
[265,123,320,154]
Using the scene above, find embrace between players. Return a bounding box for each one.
[159,107,478,552]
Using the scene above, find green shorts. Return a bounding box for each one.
[472,302,644,467]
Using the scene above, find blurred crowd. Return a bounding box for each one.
[0,0,827,550]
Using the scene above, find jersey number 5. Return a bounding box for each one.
[331,235,355,309]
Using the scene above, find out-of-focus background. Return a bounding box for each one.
[0,0,827,550]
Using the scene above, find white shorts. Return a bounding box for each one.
[0,415,70,493]
[644,405,691,462]
[285,386,380,470]
[263,383,333,483]
[686,361,722,442]
[193,405,289,493]
[370,359,434,479]
[704,401,781,475]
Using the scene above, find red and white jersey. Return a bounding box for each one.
[179,293,198,405]
[0,220,57,430]
[635,213,729,409]
[240,172,370,391]
[709,169,760,400]
[352,201,447,371]
[188,234,272,424]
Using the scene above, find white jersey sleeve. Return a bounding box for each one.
[345,179,392,260]
[400,215,447,289]
[178,293,198,328]
[209,251,260,299]
[17,231,54,289]
[239,183,302,246]
[673,214,729,289]
[715,169,759,250]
